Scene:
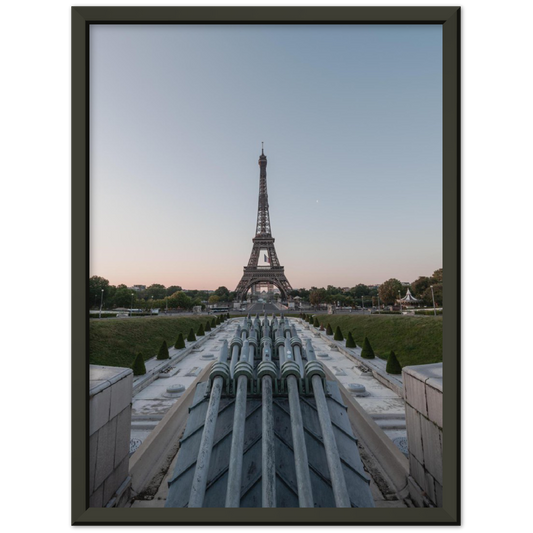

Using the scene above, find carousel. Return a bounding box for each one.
[397,288,420,308]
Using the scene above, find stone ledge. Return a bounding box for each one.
[403,363,442,392]
[90,365,133,436]
[403,363,443,430]
[90,365,133,397]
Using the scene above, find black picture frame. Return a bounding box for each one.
[72,6,460,525]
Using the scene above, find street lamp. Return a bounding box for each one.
[430,285,437,316]
[151,296,154,315]
[398,289,402,313]
[131,293,134,316]
[99,288,104,319]
[361,295,364,314]
[377,294,381,314]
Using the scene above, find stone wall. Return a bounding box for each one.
[89,365,133,507]
[403,363,443,507]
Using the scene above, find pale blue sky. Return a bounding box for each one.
[90,24,442,290]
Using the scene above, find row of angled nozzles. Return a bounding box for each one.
[208,314,327,395]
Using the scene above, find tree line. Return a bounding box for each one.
[293,268,442,308]
[89,267,442,311]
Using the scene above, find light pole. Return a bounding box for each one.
[99,289,104,319]
[151,296,154,315]
[131,293,134,316]
[377,294,381,314]
[361,295,364,314]
[430,285,437,316]
[398,290,402,313]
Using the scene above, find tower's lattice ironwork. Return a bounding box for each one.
[234,148,293,301]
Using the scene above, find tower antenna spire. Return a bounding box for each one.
[262,141,264,155]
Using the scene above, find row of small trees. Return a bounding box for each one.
[300,313,402,375]
[131,313,231,375]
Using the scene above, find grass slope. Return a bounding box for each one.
[90,316,214,368]
[316,314,442,367]
[91,313,441,369]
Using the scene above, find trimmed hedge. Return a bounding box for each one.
[187,328,196,342]
[313,317,320,327]
[346,331,356,348]
[361,336,375,359]
[197,324,205,336]
[326,323,333,335]
[174,333,185,349]
[157,340,169,360]
[205,321,211,332]
[386,350,402,374]
[132,352,146,375]
[211,318,217,328]
[334,326,344,341]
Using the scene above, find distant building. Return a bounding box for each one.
[129,285,146,291]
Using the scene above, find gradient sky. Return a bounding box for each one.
[90,24,442,290]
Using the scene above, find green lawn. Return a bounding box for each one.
[90,315,216,368]
[90,313,442,370]
[314,314,443,368]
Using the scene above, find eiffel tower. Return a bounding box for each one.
[234,146,293,301]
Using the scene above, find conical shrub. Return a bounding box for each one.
[197,324,205,336]
[346,331,356,348]
[319,324,325,331]
[313,317,319,327]
[187,328,196,342]
[386,350,402,374]
[211,318,216,328]
[309,315,314,324]
[174,333,185,349]
[361,336,375,359]
[303,313,307,320]
[326,323,333,335]
[334,326,344,341]
[205,321,211,332]
[157,340,169,360]
[216,315,221,325]
[132,353,146,376]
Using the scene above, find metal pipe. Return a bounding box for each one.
[188,341,229,508]
[249,328,258,359]
[290,325,305,378]
[278,337,286,366]
[225,341,251,507]
[229,325,242,378]
[286,373,314,507]
[259,336,276,507]
[262,374,276,507]
[305,340,350,507]
[281,338,314,506]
